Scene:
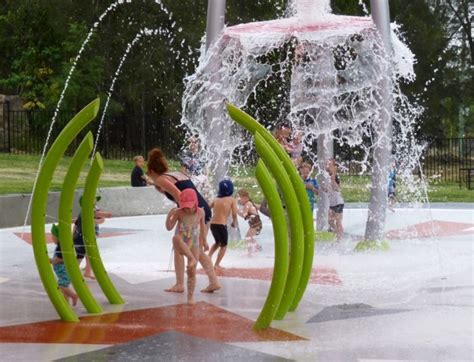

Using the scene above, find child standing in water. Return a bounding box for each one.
[289,131,304,167]
[326,160,344,241]
[50,224,78,306]
[388,161,397,212]
[208,179,238,271]
[299,162,319,214]
[165,189,205,305]
[237,189,263,256]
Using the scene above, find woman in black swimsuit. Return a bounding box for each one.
[147,148,220,293]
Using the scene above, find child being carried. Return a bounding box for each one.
[237,189,263,256]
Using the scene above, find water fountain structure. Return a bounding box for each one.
[182,0,421,243]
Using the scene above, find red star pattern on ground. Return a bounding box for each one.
[198,267,342,285]
[14,232,133,245]
[386,220,474,239]
[0,302,304,345]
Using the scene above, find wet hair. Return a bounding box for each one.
[147,148,169,175]
[299,162,312,171]
[237,189,250,199]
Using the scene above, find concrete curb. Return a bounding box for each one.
[0,186,175,228]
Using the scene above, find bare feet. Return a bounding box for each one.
[71,295,78,306]
[84,273,96,281]
[165,284,185,293]
[201,283,221,293]
[187,298,196,305]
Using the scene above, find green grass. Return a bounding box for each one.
[425,180,474,202]
[0,153,132,194]
[0,153,472,202]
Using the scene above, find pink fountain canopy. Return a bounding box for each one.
[226,16,372,37]
[225,0,374,46]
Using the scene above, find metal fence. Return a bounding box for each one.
[422,138,474,183]
[0,103,183,160]
[0,105,472,182]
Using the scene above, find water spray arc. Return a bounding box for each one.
[31,98,124,321]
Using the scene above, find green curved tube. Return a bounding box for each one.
[254,132,303,320]
[82,153,124,305]
[227,104,314,311]
[58,132,102,314]
[254,160,289,330]
[31,98,100,322]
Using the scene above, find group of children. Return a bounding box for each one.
[163,179,263,304]
[51,137,396,307]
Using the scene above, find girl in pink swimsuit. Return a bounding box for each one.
[165,189,206,305]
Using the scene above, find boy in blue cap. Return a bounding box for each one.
[208,179,238,271]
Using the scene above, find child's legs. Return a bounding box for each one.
[215,246,227,267]
[208,243,219,259]
[83,256,94,278]
[59,286,78,305]
[54,264,77,305]
[187,245,200,304]
[245,227,257,240]
[172,237,185,287]
[328,209,336,231]
[199,248,219,287]
[335,212,343,239]
[173,235,197,267]
[210,224,228,267]
[245,228,258,254]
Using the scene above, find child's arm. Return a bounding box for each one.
[198,208,209,251]
[94,217,106,225]
[50,256,63,265]
[231,199,238,228]
[165,208,179,231]
[95,210,112,219]
[142,174,154,185]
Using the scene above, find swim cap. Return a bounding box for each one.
[179,189,198,209]
[218,179,234,198]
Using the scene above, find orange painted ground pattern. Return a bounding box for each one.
[0,302,304,345]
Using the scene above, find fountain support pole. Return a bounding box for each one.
[316,132,333,231]
[364,0,394,242]
[206,0,226,50]
[205,0,229,186]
